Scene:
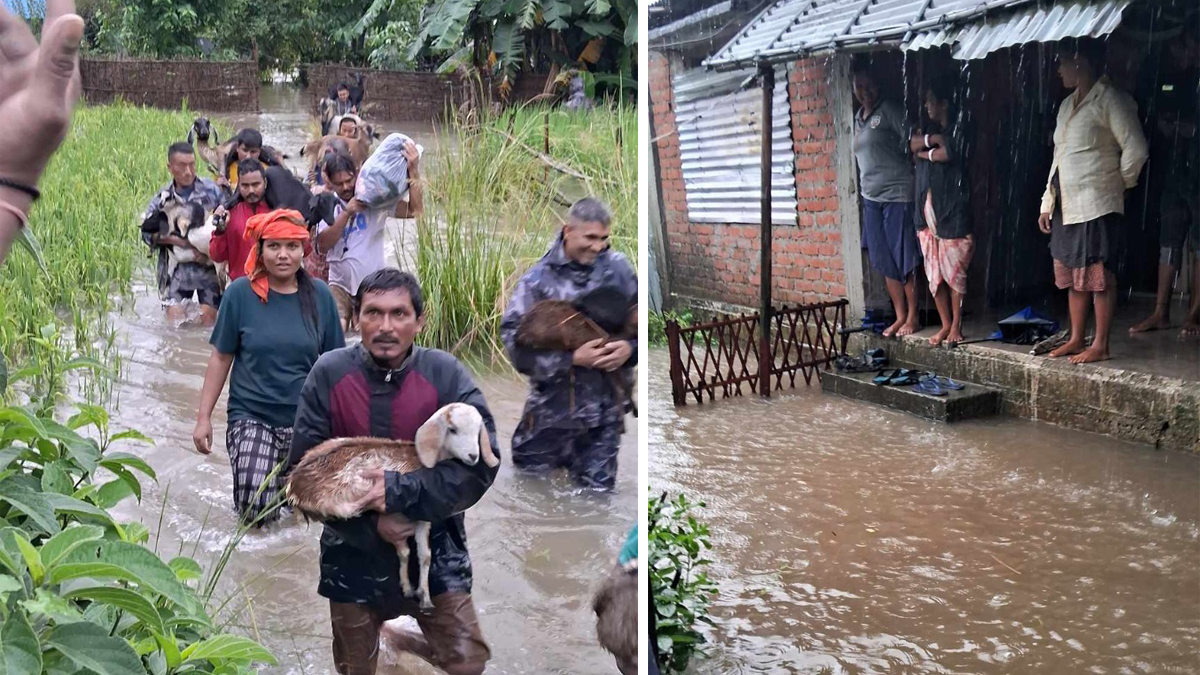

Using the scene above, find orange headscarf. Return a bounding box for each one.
[243,208,312,303]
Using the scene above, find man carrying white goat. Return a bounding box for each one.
[500,197,638,491]
[286,268,499,675]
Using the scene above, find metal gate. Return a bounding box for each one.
[666,300,850,405]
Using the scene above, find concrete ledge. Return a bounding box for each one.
[822,369,1002,422]
[851,333,1200,453]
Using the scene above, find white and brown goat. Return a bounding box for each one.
[285,403,499,609]
[155,193,229,290]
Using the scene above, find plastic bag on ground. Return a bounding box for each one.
[355,132,423,209]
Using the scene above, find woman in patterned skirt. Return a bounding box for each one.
[192,209,344,526]
[912,75,974,346]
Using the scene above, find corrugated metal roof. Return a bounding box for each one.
[705,0,1130,69]
[904,0,1131,59]
[674,66,799,225]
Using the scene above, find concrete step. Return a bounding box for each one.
[821,369,1002,422]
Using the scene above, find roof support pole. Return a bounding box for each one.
[758,61,774,399]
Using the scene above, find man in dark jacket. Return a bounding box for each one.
[500,197,637,491]
[287,268,500,675]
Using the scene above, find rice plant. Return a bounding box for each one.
[0,102,227,401]
[415,96,637,364]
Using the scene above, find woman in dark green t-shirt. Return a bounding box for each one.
[192,209,344,527]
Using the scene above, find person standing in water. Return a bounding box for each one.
[851,59,922,338]
[1038,38,1148,364]
[192,209,345,526]
[911,76,974,347]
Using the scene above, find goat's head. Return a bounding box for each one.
[164,199,207,236]
[413,403,499,470]
[189,117,215,145]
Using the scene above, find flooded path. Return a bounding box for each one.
[646,348,1200,674]
[100,87,636,674]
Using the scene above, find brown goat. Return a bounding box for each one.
[285,403,499,609]
[593,563,637,675]
[515,300,639,416]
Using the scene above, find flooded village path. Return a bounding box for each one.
[99,85,637,674]
[646,348,1199,674]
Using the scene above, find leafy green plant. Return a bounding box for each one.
[649,310,694,346]
[0,363,276,674]
[649,492,718,674]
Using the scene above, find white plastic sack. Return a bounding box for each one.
[355,132,423,209]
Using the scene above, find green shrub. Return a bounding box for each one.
[649,492,719,673]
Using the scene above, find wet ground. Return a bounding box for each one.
[99,86,637,674]
[646,348,1200,674]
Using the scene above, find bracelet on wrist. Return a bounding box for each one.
[0,199,30,230]
[0,178,40,202]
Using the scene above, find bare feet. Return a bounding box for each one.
[1183,317,1200,337]
[1129,311,1169,333]
[883,319,904,338]
[947,328,965,345]
[897,317,920,337]
[1069,345,1109,364]
[1048,339,1087,358]
[929,327,950,347]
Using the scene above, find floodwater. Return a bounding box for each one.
[646,349,1200,674]
[99,85,637,674]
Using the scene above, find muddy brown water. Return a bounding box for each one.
[645,349,1200,674]
[96,85,636,674]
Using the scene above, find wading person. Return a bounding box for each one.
[141,141,227,325]
[315,142,423,333]
[911,77,974,347]
[500,197,637,491]
[852,59,922,338]
[192,208,344,526]
[1038,39,1148,363]
[286,268,499,675]
[219,128,281,191]
[209,158,272,282]
[1129,29,1200,337]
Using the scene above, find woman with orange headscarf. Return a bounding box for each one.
[192,208,345,527]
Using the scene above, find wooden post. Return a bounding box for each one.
[666,320,684,406]
[758,62,774,399]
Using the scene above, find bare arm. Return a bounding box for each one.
[393,141,423,219]
[316,199,361,253]
[192,349,234,454]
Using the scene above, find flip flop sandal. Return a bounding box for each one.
[921,374,965,390]
[888,369,923,386]
[873,368,900,385]
[912,379,947,396]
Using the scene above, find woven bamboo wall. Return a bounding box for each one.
[305,64,553,120]
[81,58,260,112]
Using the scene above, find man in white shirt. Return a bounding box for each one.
[315,142,423,333]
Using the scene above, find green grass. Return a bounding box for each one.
[415,99,638,363]
[1,105,190,398]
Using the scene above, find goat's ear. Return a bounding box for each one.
[478,424,499,468]
[414,421,442,469]
[187,127,195,145]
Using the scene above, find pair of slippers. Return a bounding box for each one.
[872,369,965,395]
[912,374,965,396]
[836,348,889,374]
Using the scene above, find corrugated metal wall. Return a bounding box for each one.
[672,66,798,225]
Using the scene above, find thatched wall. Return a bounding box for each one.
[81,58,260,112]
[305,64,554,120]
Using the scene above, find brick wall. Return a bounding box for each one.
[651,52,847,311]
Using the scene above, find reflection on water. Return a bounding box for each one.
[646,349,1200,674]
[100,86,636,673]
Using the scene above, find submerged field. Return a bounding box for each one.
[0,100,638,386]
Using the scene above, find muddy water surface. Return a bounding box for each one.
[646,349,1200,674]
[99,86,636,674]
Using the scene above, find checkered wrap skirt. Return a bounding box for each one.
[226,418,293,526]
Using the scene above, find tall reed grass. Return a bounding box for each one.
[414,100,638,364]
[0,103,218,400]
